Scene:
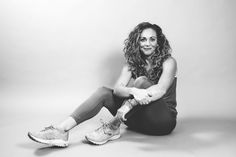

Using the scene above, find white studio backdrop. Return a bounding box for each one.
[0,0,236,118]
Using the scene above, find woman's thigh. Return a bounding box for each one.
[124,98,176,135]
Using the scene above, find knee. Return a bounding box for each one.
[133,76,152,89]
[96,86,113,98]
[148,119,176,135]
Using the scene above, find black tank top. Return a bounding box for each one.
[162,77,178,117]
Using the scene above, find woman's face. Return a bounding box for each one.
[139,28,158,57]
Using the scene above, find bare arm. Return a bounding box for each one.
[113,65,151,101]
[113,65,133,97]
[146,57,177,102]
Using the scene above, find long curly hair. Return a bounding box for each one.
[123,22,172,84]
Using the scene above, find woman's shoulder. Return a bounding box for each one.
[121,64,132,74]
[122,64,130,71]
[163,56,177,67]
[162,56,177,75]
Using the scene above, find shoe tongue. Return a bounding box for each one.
[41,125,54,131]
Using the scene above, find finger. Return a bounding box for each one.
[142,100,148,105]
[140,101,145,105]
[142,99,148,104]
[141,101,146,105]
[144,100,150,105]
[136,100,141,105]
[143,99,147,105]
[138,100,143,105]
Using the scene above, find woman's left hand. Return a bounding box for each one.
[138,96,152,105]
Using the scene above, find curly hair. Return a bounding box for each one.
[123,22,172,84]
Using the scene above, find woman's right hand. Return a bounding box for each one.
[131,88,151,105]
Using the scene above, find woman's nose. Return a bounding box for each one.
[144,40,151,46]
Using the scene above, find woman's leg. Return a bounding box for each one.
[28,86,125,147]
[57,86,125,132]
[124,76,177,135]
[84,76,154,145]
[108,76,153,128]
[125,99,176,135]
[56,117,77,132]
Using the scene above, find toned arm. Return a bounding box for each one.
[113,65,133,97]
[147,57,177,102]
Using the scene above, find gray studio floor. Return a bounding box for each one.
[1,111,236,157]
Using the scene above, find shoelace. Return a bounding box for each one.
[97,119,113,135]
[41,125,55,132]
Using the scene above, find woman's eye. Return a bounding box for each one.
[150,38,156,42]
[140,38,146,42]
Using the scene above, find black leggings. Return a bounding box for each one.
[71,76,177,135]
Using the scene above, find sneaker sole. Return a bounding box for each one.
[28,132,69,147]
[85,134,121,145]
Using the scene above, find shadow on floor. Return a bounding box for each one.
[18,117,236,155]
[118,117,236,151]
[18,140,85,156]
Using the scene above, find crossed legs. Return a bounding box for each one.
[28,76,176,147]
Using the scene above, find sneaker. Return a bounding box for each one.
[28,125,69,147]
[85,120,121,145]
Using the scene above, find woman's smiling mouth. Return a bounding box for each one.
[143,47,152,51]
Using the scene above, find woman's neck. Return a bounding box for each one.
[145,52,155,62]
[145,59,152,71]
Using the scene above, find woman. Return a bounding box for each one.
[28,22,178,147]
